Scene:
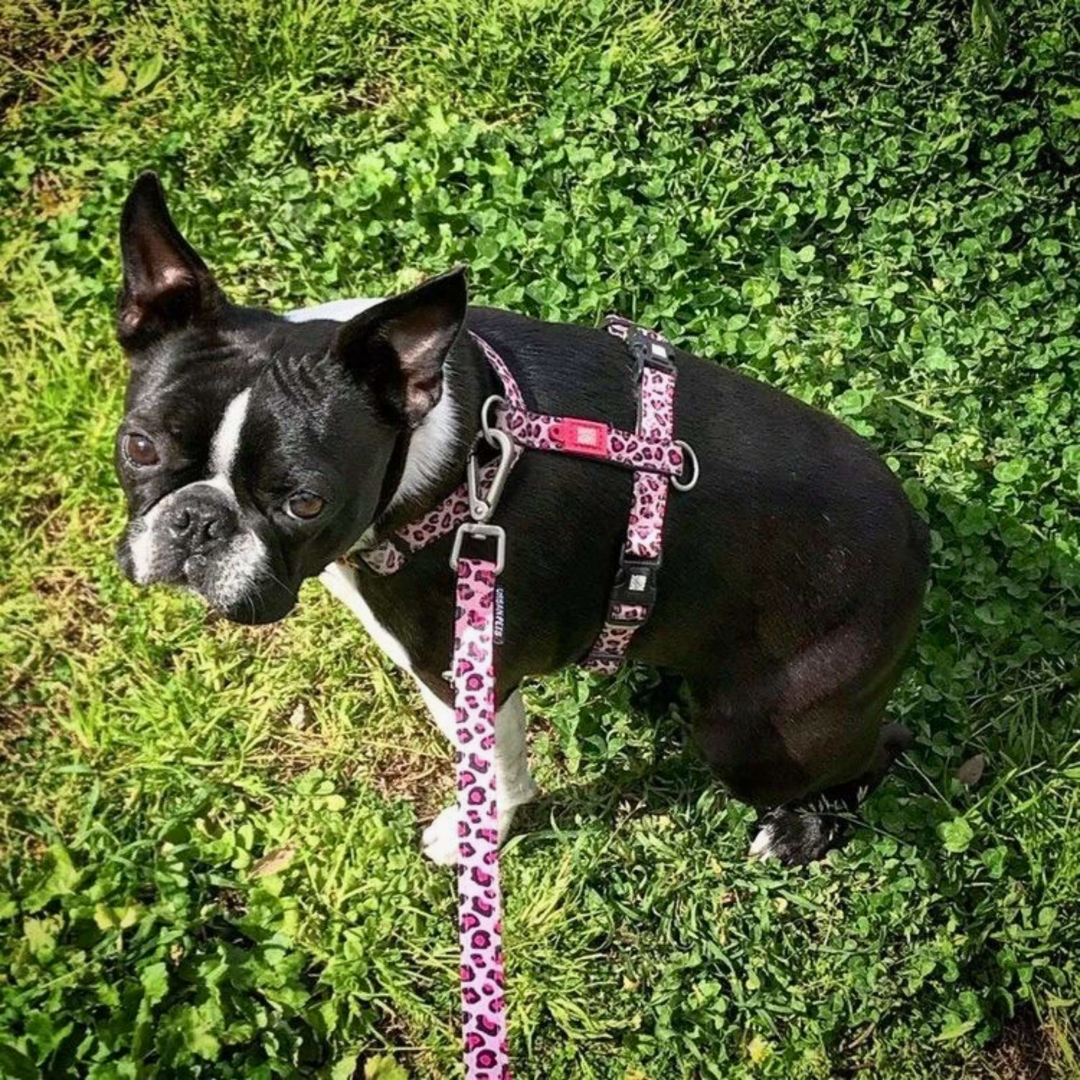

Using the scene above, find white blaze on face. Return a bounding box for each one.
[209,388,250,481]
[126,388,272,611]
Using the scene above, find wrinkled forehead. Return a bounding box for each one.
[122,350,248,467]
[236,360,350,486]
[123,317,338,444]
[230,321,379,487]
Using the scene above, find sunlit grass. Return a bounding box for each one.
[1,0,1078,1076]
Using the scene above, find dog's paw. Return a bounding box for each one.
[749,808,845,866]
[421,804,523,866]
[421,806,461,866]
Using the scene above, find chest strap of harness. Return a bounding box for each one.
[346,316,698,671]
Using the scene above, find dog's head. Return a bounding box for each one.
[114,172,466,623]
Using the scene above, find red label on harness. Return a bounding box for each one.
[551,418,610,457]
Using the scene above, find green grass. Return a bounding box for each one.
[2,0,1079,1076]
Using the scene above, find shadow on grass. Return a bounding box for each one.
[514,669,727,841]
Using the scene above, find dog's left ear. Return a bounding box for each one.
[117,172,224,350]
[332,267,468,427]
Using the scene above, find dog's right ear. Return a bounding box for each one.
[117,172,223,350]
[331,268,468,428]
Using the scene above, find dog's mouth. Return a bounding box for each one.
[116,529,297,625]
[186,552,297,625]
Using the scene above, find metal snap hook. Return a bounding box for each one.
[671,440,700,492]
[467,428,516,522]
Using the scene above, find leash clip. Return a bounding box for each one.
[467,427,515,523]
[454,406,514,575]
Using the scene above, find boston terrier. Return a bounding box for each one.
[113,173,928,865]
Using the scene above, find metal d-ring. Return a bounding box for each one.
[671,440,700,492]
[480,395,506,448]
[467,428,516,522]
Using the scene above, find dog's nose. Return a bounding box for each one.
[167,495,236,554]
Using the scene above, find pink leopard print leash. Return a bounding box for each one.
[452,554,511,1079]
[351,318,697,1078]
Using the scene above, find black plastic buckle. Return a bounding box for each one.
[628,328,675,376]
[610,557,660,609]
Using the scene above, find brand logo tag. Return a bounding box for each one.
[493,587,505,644]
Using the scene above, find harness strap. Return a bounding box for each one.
[350,320,692,673]
[581,318,678,672]
[473,326,685,477]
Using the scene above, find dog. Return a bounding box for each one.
[113,173,928,865]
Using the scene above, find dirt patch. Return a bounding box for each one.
[14,490,63,542]
[30,565,111,651]
[27,170,85,218]
[1,6,113,117]
[0,702,36,763]
[365,745,451,823]
[979,1008,1062,1080]
[254,699,451,820]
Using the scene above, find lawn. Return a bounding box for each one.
[2,0,1079,1076]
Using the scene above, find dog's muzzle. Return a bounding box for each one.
[119,481,294,624]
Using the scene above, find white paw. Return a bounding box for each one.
[748,809,840,866]
[421,803,525,866]
[749,823,779,861]
[421,806,461,866]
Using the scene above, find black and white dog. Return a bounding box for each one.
[113,174,928,865]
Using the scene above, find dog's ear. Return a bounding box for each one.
[332,267,468,427]
[117,172,224,350]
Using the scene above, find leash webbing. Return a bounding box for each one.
[346,318,699,1078]
[452,551,511,1079]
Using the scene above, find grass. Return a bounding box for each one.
[1,0,1079,1076]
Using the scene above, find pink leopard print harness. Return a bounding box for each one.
[352,317,693,670]
[347,318,694,1079]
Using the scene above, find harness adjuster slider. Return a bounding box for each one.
[450,522,506,575]
[550,418,610,457]
[611,557,659,607]
[629,329,675,375]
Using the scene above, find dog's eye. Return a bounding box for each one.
[286,491,325,520]
[124,432,159,467]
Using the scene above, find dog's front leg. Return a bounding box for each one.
[413,681,539,865]
[316,564,537,863]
